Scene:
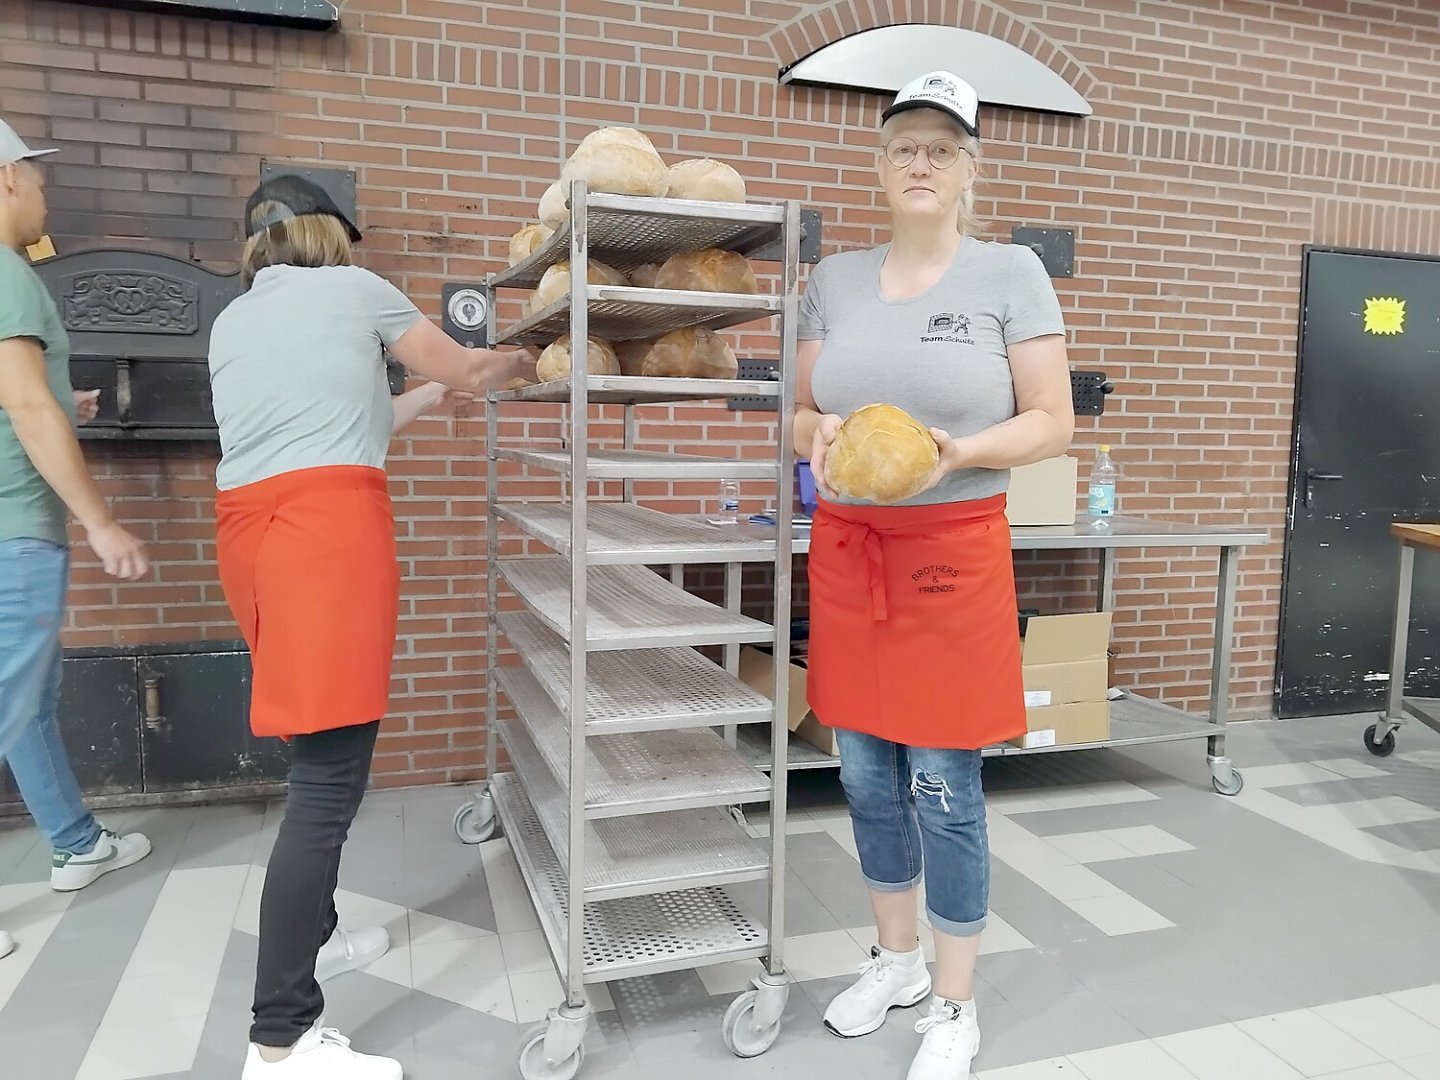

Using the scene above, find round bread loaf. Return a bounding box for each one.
[560,127,668,198]
[637,328,738,379]
[531,258,628,313]
[508,223,553,266]
[538,182,567,229]
[536,335,621,382]
[665,158,746,202]
[654,249,758,294]
[628,263,660,288]
[614,339,656,377]
[826,404,939,505]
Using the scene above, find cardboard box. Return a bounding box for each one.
[1008,455,1079,526]
[1014,610,1112,748]
[737,645,840,756]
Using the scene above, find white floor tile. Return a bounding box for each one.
[1399,1051,1440,1078]
[697,959,763,997]
[1236,1009,1384,1076]
[1157,1023,1307,1079]
[1244,763,1357,789]
[1320,1065,1425,1080]
[74,1013,208,1080]
[1104,825,1196,857]
[1312,996,1440,1060]
[410,937,514,1020]
[1308,758,1389,780]
[1036,789,1110,810]
[1067,1039,1197,1080]
[408,909,496,946]
[1021,863,1123,903]
[359,941,413,987]
[975,1058,1088,1079]
[979,913,1034,955]
[1045,831,1136,864]
[784,930,867,982]
[1391,987,1440,1028]
[1084,781,1161,804]
[509,968,614,1024]
[0,882,74,1012]
[98,970,218,1027]
[501,929,554,974]
[334,887,411,949]
[1066,894,1175,936]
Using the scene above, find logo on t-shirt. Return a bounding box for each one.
[922,312,975,345]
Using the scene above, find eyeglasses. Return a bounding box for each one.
[883,137,972,170]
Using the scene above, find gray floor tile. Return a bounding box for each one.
[725,871,841,937]
[973,990,1145,1070]
[1093,975,1229,1038]
[976,949,1087,1005]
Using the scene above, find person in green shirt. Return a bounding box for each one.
[0,118,154,962]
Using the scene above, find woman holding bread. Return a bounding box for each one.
[211,175,534,1080]
[795,71,1074,1080]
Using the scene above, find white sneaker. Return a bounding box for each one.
[315,926,390,983]
[907,999,981,1080]
[242,1020,402,1080]
[823,946,932,1038]
[51,828,152,892]
[0,930,14,960]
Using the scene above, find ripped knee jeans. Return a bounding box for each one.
[835,728,988,937]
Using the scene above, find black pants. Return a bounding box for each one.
[251,721,380,1047]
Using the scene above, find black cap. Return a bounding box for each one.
[244,174,362,243]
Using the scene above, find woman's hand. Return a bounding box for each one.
[917,426,970,495]
[502,345,539,387]
[73,389,100,425]
[807,413,844,501]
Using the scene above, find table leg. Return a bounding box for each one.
[1207,545,1242,795]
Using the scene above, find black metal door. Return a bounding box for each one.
[1278,247,1440,717]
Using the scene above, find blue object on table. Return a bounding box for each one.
[796,460,818,516]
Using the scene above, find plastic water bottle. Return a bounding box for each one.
[1087,445,1118,517]
[716,480,740,525]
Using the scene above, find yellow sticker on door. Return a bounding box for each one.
[1363,296,1406,335]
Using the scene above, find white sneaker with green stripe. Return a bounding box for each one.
[51,828,151,892]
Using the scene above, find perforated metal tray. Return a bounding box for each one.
[494,376,781,406]
[497,285,781,346]
[499,557,773,651]
[497,612,774,734]
[490,773,769,983]
[497,501,774,563]
[494,724,769,901]
[492,193,785,290]
[492,445,779,477]
[496,663,770,817]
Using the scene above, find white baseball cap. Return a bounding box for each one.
[0,118,59,168]
[882,71,980,138]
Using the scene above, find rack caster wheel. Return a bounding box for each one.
[518,1025,585,1080]
[722,980,788,1059]
[453,791,497,845]
[1364,722,1397,758]
[1211,767,1244,797]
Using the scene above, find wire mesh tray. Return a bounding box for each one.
[494,723,769,900]
[492,378,780,406]
[497,611,775,733]
[497,285,780,346]
[498,557,773,651]
[495,662,770,817]
[492,193,786,291]
[490,772,769,983]
[496,500,775,563]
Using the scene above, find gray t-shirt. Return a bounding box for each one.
[209,264,423,491]
[799,237,1065,505]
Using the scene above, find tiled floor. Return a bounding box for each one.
[7,712,1440,1080]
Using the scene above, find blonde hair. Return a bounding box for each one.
[880,113,985,237]
[241,207,353,286]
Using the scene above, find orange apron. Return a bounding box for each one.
[806,494,1025,750]
[216,465,400,739]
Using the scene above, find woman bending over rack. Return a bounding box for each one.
[209,174,534,1080]
[795,72,1074,1080]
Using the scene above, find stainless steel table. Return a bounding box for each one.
[1364,522,1440,757]
[709,513,1267,796]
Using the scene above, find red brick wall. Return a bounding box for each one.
[6,0,1439,786]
